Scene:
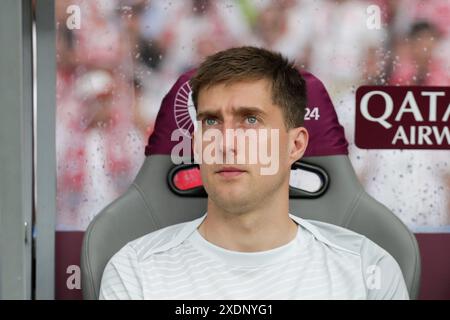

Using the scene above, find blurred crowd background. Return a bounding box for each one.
[55,0,450,231]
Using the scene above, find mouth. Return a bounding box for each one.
[215,166,247,178]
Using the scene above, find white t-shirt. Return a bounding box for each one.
[99,213,409,300]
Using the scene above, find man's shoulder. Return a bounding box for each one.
[122,218,200,262]
[296,217,390,261]
[295,218,409,299]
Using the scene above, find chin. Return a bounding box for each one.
[221,184,248,196]
[212,191,250,210]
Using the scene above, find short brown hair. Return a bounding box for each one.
[190,46,306,129]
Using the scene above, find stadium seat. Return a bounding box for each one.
[81,69,421,299]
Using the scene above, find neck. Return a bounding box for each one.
[198,184,298,252]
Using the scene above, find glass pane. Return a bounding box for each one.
[56,0,148,231]
[54,0,450,299]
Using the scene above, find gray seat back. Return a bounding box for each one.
[81,154,421,299]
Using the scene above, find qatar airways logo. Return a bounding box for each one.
[355,86,450,149]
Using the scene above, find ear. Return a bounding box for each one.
[288,127,309,165]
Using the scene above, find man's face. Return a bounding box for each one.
[193,79,308,214]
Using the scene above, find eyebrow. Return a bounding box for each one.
[196,106,267,120]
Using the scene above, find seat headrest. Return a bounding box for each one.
[145,69,348,157]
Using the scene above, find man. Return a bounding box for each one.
[99,46,409,299]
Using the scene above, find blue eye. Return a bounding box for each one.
[204,118,217,126]
[246,116,258,125]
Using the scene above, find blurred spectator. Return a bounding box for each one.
[389,21,450,86]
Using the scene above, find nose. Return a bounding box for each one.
[218,120,237,158]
